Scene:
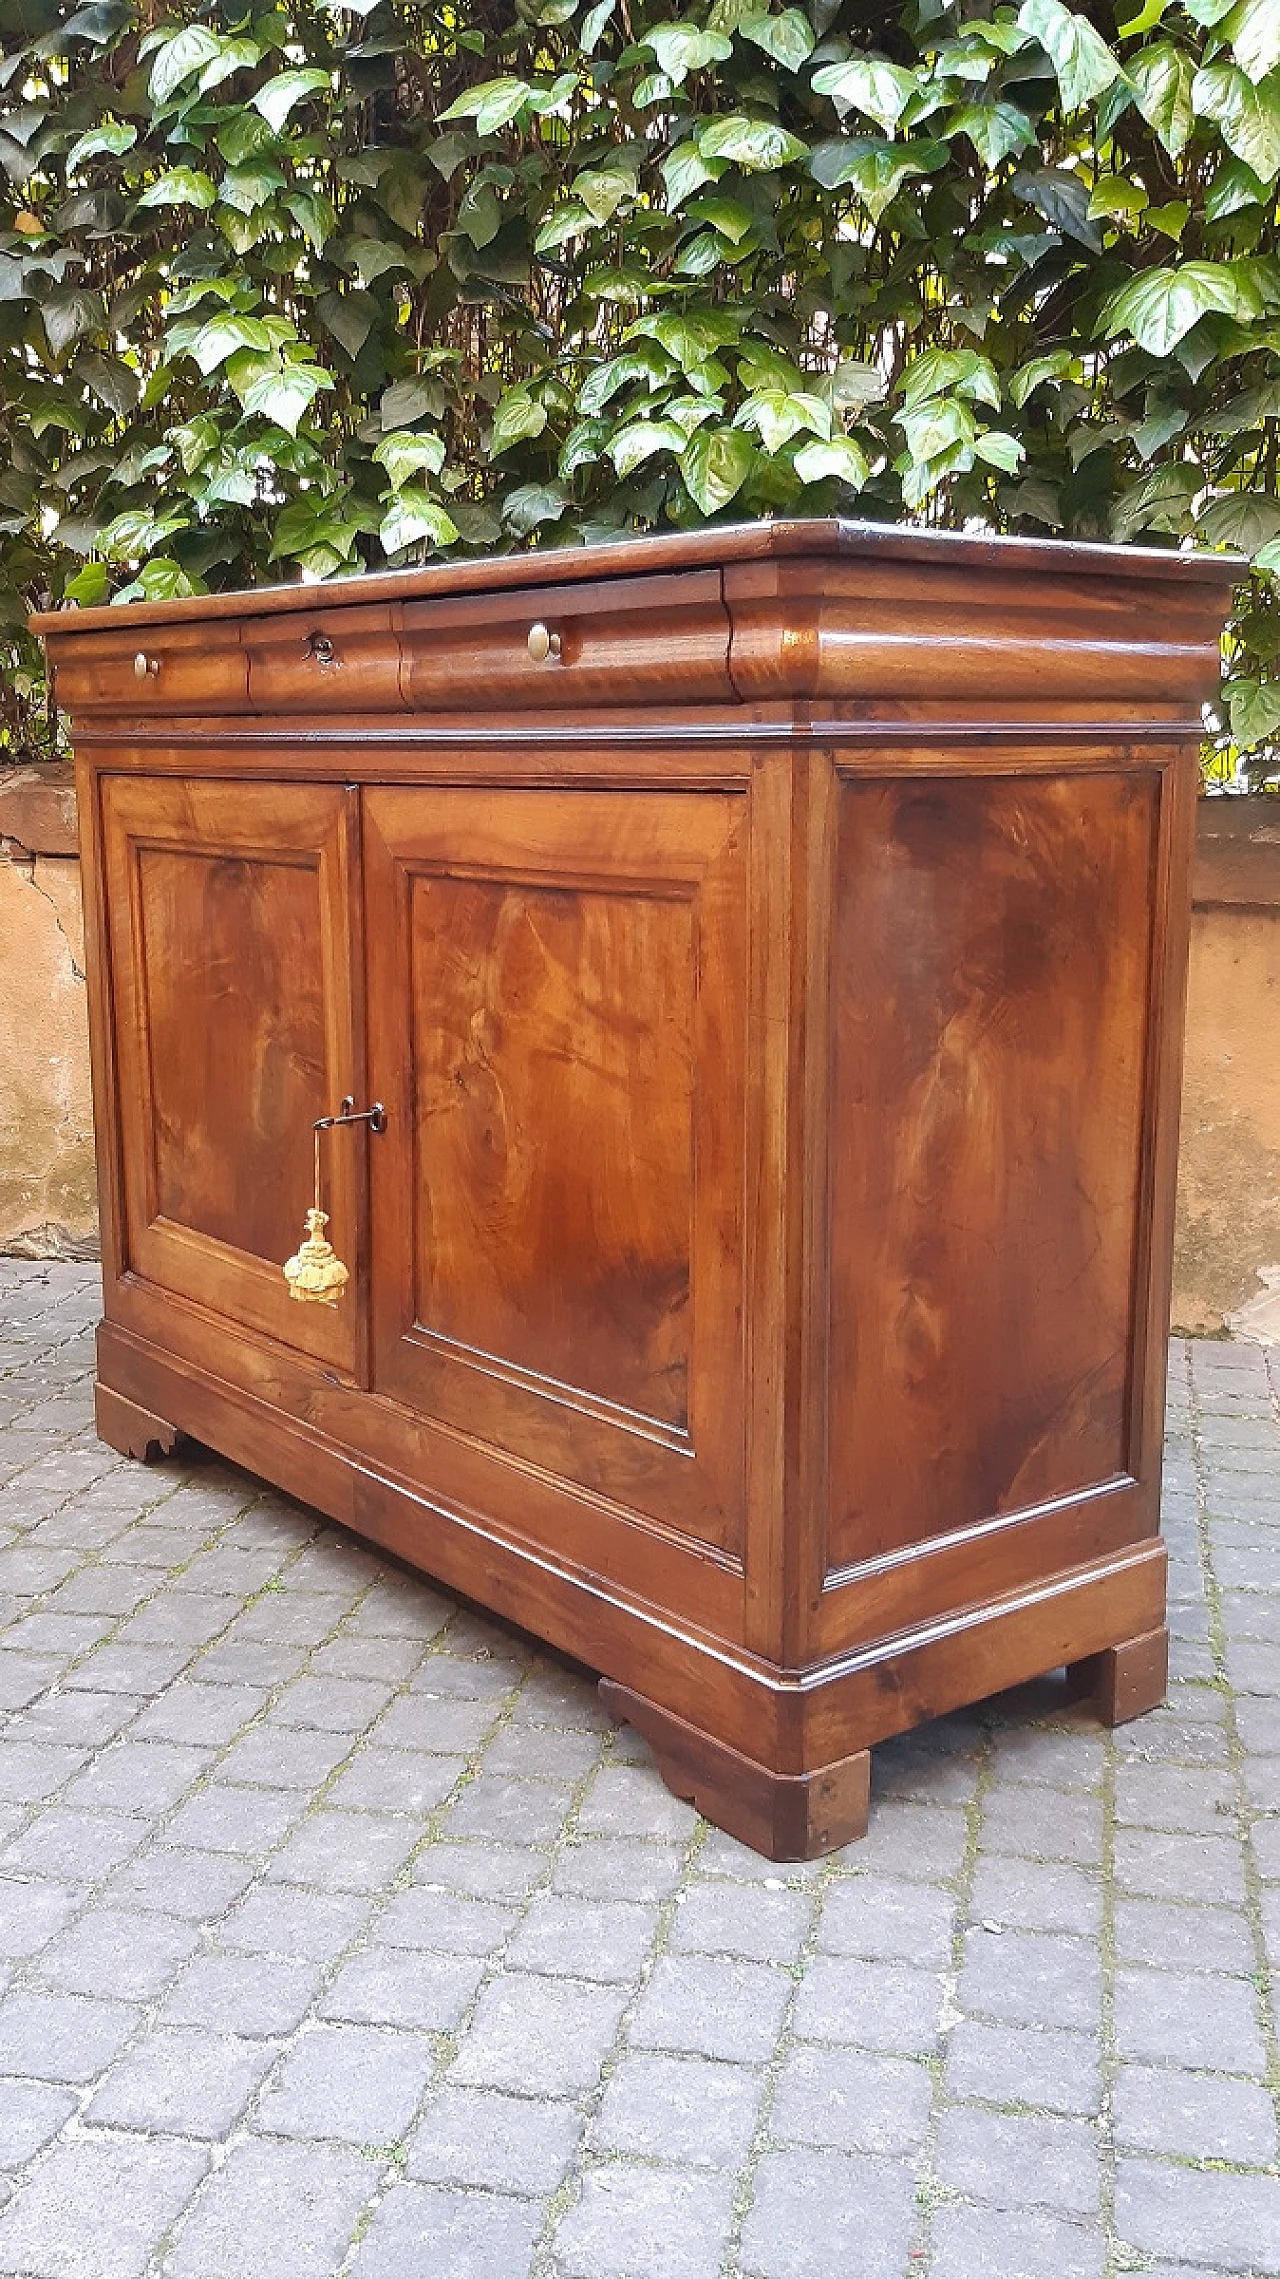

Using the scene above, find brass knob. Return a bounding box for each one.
[133,652,159,679]
[527,621,561,664]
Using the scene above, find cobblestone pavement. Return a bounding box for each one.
[0,1263,1276,2277]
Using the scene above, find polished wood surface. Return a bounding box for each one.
[40,521,1237,1858]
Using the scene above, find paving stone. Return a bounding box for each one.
[1114,2063,1278,2163]
[128,1682,267,1748]
[409,1841,545,1900]
[1113,1827,1248,1905]
[506,1892,659,1982]
[106,1846,256,1923]
[319,1946,483,2031]
[212,1725,354,1794]
[0,1740,88,1805]
[959,1926,1101,2032]
[221,1884,372,1960]
[1113,1898,1256,1976]
[818,1874,955,1965]
[160,2134,373,2278]
[0,1989,139,2082]
[791,1955,945,2055]
[451,1973,628,2095]
[0,1878,81,1959]
[631,1954,792,2064]
[87,2026,274,2139]
[409,2084,581,2192]
[159,1952,325,2038]
[162,1785,305,1859]
[575,1763,700,1842]
[483,1724,604,1782]
[596,2050,764,2169]
[374,1694,501,1755]
[3,1806,148,1882]
[308,1634,425,1685]
[0,2131,208,2279]
[375,1884,518,1956]
[325,1744,464,1817]
[771,2042,931,2160]
[34,1905,200,2000]
[694,1829,827,1885]
[270,1674,397,1734]
[13,1691,141,1747]
[968,1854,1102,1935]
[1114,1965,1266,2073]
[0,2079,76,2166]
[929,2202,1103,2279]
[349,2180,541,2279]
[63,1644,194,1697]
[256,2021,435,2144]
[553,2162,735,2279]
[61,1742,210,1818]
[945,2018,1101,2116]
[265,1807,420,1892]
[1116,2157,1280,2274]
[987,1725,1105,1791]
[551,1837,685,1902]
[934,2103,1101,2217]
[443,1772,575,1847]
[739,2148,916,2279]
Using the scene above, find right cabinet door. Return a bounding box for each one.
[362,784,747,1560]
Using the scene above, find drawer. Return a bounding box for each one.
[402,570,733,711]
[49,620,248,714]
[244,604,408,714]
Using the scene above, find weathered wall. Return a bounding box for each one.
[1171,800,1280,1339]
[0,765,97,1258]
[2,778,1278,1333]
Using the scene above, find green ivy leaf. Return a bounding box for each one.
[946,102,1038,166]
[792,434,870,486]
[811,56,919,137]
[644,23,734,81]
[1192,63,1280,185]
[738,9,815,70]
[147,25,224,109]
[438,77,535,132]
[1228,678,1280,749]
[490,384,548,453]
[1223,0,1280,84]
[253,70,333,134]
[1100,261,1263,354]
[1016,0,1121,110]
[681,424,755,511]
[380,489,459,552]
[608,418,685,475]
[697,115,809,170]
[136,168,216,211]
[372,429,447,487]
[1127,42,1195,157]
[240,361,334,435]
[65,120,136,177]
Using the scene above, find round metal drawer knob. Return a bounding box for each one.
[133,652,160,680]
[527,621,561,664]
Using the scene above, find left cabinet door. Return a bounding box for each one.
[99,776,363,1376]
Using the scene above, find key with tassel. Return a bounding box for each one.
[284,1099,386,1306]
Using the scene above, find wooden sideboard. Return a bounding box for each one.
[35,519,1238,1858]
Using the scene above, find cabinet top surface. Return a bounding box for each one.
[31,514,1239,638]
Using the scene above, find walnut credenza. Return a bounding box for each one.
[35,520,1237,1858]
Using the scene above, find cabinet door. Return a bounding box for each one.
[100,776,362,1376]
[363,785,747,1556]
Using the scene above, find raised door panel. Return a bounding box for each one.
[363,785,747,1556]
[826,769,1159,1578]
[100,776,362,1375]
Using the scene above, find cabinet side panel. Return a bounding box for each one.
[826,769,1158,1574]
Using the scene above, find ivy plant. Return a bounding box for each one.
[1,0,1278,776]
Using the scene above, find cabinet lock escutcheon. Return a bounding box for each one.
[307,630,336,664]
[133,652,160,679]
[527,621,561,664]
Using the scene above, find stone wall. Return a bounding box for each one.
[0,764,97,1259]
[1171,798,1280,1340]
[2,775,1278,1335]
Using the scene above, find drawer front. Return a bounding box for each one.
[402,570,733,711]
[244,604,408,715]
[51,622,248,714]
